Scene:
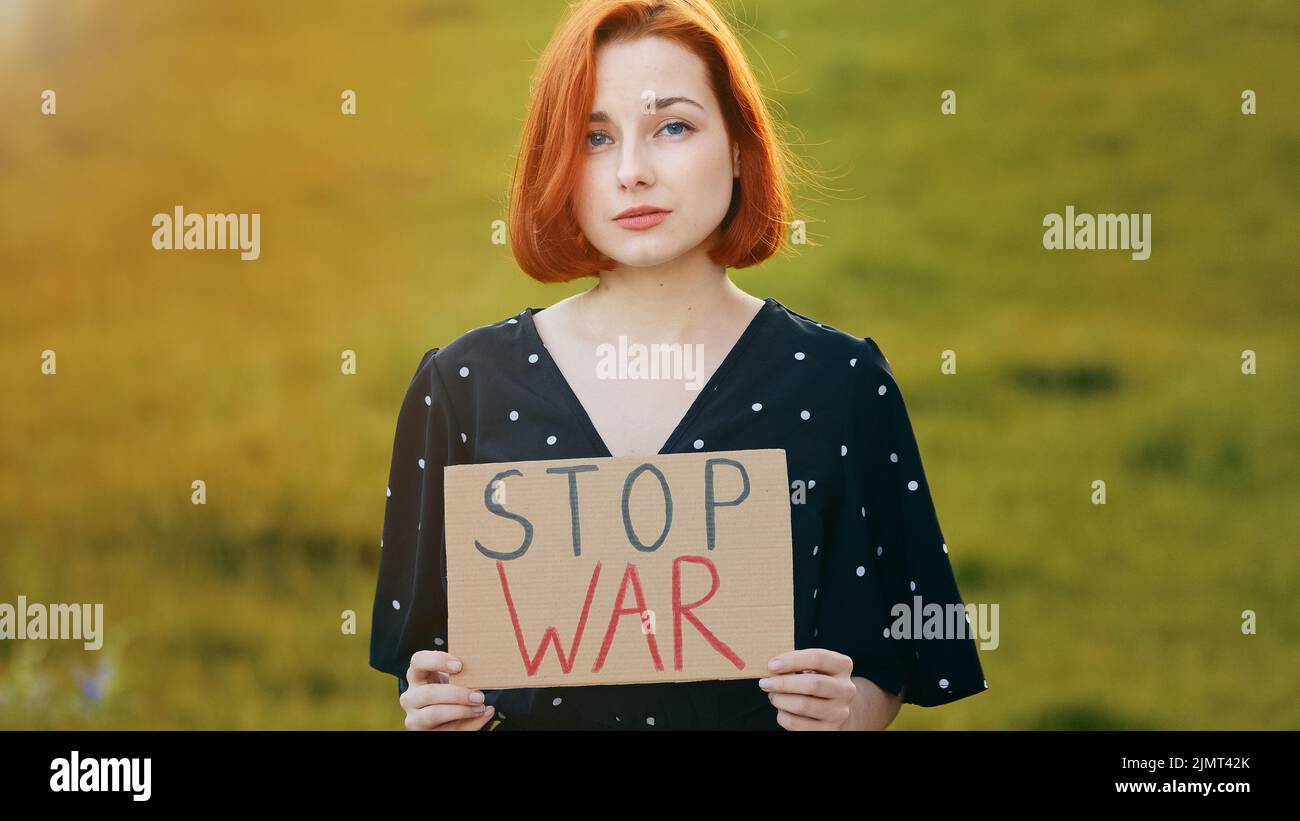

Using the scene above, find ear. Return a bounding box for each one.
[732,143,740,178]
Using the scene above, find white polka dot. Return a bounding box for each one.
[909,581,916,591]
[860,506,865,517]
[460,432,467,443]
[840,445,847,456]
[509,410,519,421]
[528,353,539,364]
[812,544,819,555]
[856,566,865,576]
[877,384,887,395]
[849,358,857,367]
[386,487,391,497]
[939,678,949,689]
[800,410,810,420]
[808,480,815,489]
[876,545,883,556]
[693,439,704,449]
[646,716,655,726]
[434,637,444,646]
[546,435,557,445]
[418,458,426,469]
[391,600,400,610]
[552,697,562,706]
[424,395,432,406]
[889,452,898,463]
[794,351,805,361]
[751,402,763,412]
[942,542,948,553]
[459,366,469,377]
[907,480,919,491]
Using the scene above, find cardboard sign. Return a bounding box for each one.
[443,448,794,690]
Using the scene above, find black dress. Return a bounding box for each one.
[369,297,988,729]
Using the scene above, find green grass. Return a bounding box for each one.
[1,0,1297,728]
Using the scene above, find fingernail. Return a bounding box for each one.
[474,704,485,713]
[768,659,783,670]
[758,678,771,689]
[448,659,462,672]
[470,690,484,703]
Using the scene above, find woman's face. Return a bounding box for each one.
[572,35,739,269]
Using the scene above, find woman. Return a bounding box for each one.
[370,0,987,730]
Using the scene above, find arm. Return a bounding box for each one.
[847,675,903,730]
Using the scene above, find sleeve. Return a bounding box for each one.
[369,346,458,692]
[828,337,988,707]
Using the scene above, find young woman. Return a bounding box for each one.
[370,0,987,730]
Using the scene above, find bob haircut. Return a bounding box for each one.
[508,0,797,283]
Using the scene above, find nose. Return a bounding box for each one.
[616,137,654,191]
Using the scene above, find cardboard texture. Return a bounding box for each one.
[443,448,794,689]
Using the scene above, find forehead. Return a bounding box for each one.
[592,35,712,109]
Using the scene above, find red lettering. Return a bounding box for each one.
[591,562,665,673]
[672,555,744,671]
[496,559,602,676]
[497,555,744,677]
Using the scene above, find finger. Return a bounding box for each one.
[774,707,836,731]
[769,691,844,723]
[400,681,485,712]
[407,650,461,686]
[767,648,850,676]
[440,705,499,732]
[758,671,833,697]
[405,702,492,731]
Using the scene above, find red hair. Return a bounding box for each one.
[508,0,798,283]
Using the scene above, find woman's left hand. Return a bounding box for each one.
[758,648,856,730]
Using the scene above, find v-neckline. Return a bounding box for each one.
[521,296,777,458]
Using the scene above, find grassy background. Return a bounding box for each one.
[1,0,1297,728]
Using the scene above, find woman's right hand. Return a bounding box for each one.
[400,650,496,730]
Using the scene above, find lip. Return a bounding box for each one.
[613,206,672,230]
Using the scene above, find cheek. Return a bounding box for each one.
[573,171,603,227]
[675,144,734,207]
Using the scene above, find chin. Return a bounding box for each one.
[598,238,696,269]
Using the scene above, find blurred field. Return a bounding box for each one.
[1,0,1298,729]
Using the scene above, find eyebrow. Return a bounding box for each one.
[589,96,704,123]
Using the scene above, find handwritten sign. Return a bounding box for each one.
[443,448,794,689]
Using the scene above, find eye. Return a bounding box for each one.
[658,120,696,137]
[586,120,696,150]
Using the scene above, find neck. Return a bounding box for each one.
[576,236,749,340]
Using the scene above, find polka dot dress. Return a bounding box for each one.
[370,297,988,729]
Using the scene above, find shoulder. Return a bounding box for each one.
[405,307,535,384]
[766,299,895,384]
